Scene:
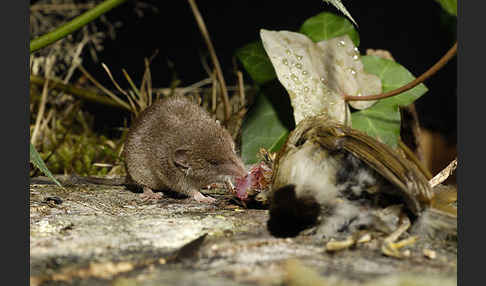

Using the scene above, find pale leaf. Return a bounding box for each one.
[323,0,357,26]
[316,36,381,110]
[260,30,381,125]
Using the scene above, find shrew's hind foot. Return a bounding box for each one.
[140,187,164,202]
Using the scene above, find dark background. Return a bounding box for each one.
[81,0,457,142]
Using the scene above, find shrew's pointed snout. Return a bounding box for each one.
[227,155,247,178]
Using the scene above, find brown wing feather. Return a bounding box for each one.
[278,114,433,215]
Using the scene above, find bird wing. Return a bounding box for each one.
[284,114,433,215]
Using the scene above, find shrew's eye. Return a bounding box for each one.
[208,159,219,166]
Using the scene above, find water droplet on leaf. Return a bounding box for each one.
[290,74,300,84]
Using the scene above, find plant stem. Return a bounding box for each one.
[30,75,127,110]
[188,0,231,121]
[429,158,457,188]
[31,77,50,145]
[30,0,127,53]
[345,42,457,102]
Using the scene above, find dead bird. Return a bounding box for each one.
[267,114,455,239]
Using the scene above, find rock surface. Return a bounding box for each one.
[30,184,457,286]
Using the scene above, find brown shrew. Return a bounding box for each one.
[123,95,246,203]
[31,95,246,203]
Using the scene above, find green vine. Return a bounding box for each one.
[30,0,127,53]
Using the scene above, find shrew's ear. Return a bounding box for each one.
[174,148,190,169]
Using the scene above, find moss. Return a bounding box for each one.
[31,99,126,177]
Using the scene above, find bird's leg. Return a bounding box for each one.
[381,215,417,258]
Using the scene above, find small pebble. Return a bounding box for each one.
[423,249,437,259]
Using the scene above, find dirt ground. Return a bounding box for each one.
[29,183,457,286]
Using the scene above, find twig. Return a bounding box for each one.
[181,78,213,94]
[154,84,251,97]
[146,60,153,106]
[345,42,457,102]
[63,37,90,84]
[30,75,125,110]
[211,70,218,113]
[122,69,141,99]
[155,78,214,97]
[99,64,131,97]
[236,70,245,106]
[200,53,213,78]
[187,0,231,120]
[31,78,50,145]
[30,73,254,113]
[429,158,457,188]
[141,57,154,107]
[39,109,55,138]
[31,56,55,145]
[122,69,144,112]
[77,65,132,110]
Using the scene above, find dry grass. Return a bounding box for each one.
[29,0,253,177]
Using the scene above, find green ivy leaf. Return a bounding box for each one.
[235,41,277,85]
[351,55,428,148]
[435,0,457,16]
[241,93,289,165]
[30,143,62,187]
[299,12,360,46]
